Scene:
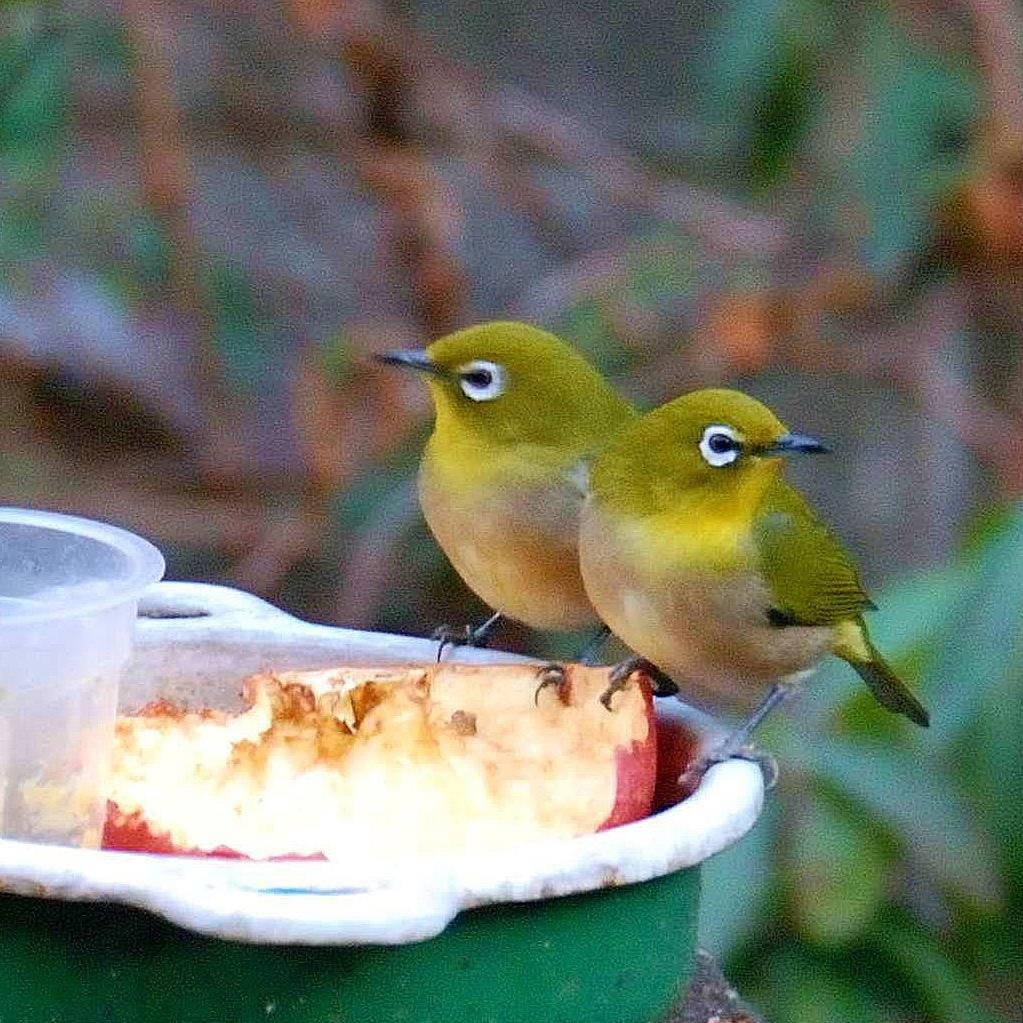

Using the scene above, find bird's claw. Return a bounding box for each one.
[429,613,501,662]
[430,612,503,662]
[534,663,568,706]
[648,670,680,698]
[677,744,779,795]
[599,657,643,710]
[430,624,474,662]
[599,682,621,712]
[734,745,780,790]
[599,657,679,711]
[430,624,466,643]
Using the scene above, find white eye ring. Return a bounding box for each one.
[457,360,507,402]
[699,424,741,467]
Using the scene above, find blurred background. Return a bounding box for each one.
[2,0,1022,1018]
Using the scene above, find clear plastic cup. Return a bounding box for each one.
[0,508,164,848]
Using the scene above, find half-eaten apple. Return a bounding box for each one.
[103,662,659,860]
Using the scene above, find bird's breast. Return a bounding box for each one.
[418,455,595,630]
[579,504,833,709]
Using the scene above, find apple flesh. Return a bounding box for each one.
[103,663,658,861]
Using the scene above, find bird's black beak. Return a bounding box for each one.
[763,432,830,456]
[374,349,450,379]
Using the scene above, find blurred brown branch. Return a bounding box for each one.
[286,0,468,337]
[488,86,788,255]
[785,283,1023,495]
[121,0,249,484]
[285,0,787,276]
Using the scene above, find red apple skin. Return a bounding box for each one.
[652,717,702,809]
[101,808,245,858]
[102,704,264,857]
[599,678,657,830]
[102,807,326,860]
[103,701,326,858]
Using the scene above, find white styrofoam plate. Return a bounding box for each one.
[0,582,764,945]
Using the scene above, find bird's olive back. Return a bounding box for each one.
[424,322,635,452]
[590,389,790,514]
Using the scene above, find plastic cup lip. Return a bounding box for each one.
[0,507,165,624]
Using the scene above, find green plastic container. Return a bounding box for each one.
[0,583,763,1023]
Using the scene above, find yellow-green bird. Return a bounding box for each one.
[376,321,637,651]
[579,388,928,754]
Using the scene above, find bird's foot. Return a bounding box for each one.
[737,746,780,789]
[677,744,779,795]
[599,656,679,711]
[674,682,793,792]
[431,624,476,662]
[533,662,569,706]
[431,612,504,662]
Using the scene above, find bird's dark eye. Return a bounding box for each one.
[456,360,507,402]
[461,368,492,388]
[699,424,742,466]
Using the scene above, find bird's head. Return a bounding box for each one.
[591,388,828,511]
[376,321,632,451]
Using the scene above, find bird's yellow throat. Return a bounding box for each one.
[601,458,780,574]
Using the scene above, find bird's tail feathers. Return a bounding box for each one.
[833,620,930,728]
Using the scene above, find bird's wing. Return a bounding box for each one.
[754,480,876,626]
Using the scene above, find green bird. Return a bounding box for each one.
[578,388,928,763]
[376,321,637,653]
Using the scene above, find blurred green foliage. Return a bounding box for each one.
[700,0,980,268]
[0,8,67,262]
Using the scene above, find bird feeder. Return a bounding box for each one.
[0,582,763,1023]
